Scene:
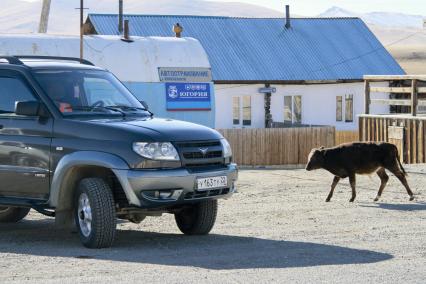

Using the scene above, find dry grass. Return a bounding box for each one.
[388,45,426,74]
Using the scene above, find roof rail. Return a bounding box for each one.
[0,56,24,65]
[14,56,95,66]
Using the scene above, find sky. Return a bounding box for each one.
[21,0,426,16]
[211,0,426,16]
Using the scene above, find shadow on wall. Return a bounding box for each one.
[0,218,392,269]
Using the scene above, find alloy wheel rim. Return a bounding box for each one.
[78,193,92,237]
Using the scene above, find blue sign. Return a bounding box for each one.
[166,83,211,111]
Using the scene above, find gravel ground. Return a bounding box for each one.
[0,165,425,283]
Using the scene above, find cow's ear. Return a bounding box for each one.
[319,146,325,150]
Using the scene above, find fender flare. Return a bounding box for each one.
[49,151,129,208]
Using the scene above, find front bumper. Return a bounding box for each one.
[113,163,238,208]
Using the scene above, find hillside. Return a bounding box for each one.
[0,0,282,34]
[1,1,425,74]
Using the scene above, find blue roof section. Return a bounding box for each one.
[87,14,405,81]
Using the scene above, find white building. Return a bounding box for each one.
[0,34,216,127]
[86,13,405,130]
[215,82,389,130]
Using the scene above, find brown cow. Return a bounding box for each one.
[305,142,414,202]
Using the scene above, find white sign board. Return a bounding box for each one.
[158,67,212,82]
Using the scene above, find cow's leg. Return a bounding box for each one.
[326,176,340,202]
[374,168,389,202]
[349,174,356,202]
[387,165,414,201]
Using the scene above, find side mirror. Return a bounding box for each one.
[140,101,149,110]
[15,101,49,117]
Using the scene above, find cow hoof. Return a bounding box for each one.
[374,196,380,202]
[349,198,355,202]
[409,195,415,201]
[325,198,331,202]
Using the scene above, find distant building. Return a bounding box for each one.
[86,14,405,130]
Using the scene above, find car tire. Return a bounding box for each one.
[175,200,218,235]
[74,178,117,248]
[0,207,30,223]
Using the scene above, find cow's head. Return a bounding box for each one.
[305,146,325,171]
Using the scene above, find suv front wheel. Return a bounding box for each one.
[74,178,117,248]
[175,200,218,235]
[0,207,30,223]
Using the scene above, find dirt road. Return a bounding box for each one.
[0,166,425,283]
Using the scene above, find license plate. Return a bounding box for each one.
[197,176,228,191]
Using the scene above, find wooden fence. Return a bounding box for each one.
[335,131,359,145]
[359,114,426,164]
[218,127,335,166]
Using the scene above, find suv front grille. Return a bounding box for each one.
[175,141,221,148]
[175,140,225,170]
[183,151,222,159]
[184,188,230,200]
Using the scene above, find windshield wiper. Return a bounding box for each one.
[105,105,154,117]
[70,106,126,117]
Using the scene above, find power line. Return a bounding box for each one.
[202,30,426,90]
[309,30,425,74]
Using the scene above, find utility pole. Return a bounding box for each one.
[76,0,88,62]
[38,0,51,33]
[80,0,84,62]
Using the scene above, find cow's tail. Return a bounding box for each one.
[395,147,407,176]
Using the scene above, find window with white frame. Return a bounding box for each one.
[336,94,353,123]
[232,96,251,127]
[345,94,353,122]
[232,97,240,125]
[336,96,343,121]
[284,95,302,124]
[242,96,251,126]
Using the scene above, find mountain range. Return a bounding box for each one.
[319,6,424,29]
[0,1,425,73]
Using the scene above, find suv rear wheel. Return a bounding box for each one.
[175,200,218,235]
[74,178,117,248]
[0,207,30,223]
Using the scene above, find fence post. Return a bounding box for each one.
[364,80,370,114]
[411,79,418,116]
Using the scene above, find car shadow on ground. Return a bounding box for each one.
[0,218,392,270]
[360,202,426,211]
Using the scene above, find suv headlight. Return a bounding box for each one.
[133,142,180,161]
[221,138,232,158]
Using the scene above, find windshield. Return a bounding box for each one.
[33,69,147,116]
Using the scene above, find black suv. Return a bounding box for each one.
[0,56,237,248]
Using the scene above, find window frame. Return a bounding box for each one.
[232,95,252,127]
[284,95,302,125]
[0,71,43,118]
[242,96,252,126]
[336,96,343,122]
[232,96,240,126]
[345,94,354,123]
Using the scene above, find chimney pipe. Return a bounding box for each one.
[121,19,133,42]
[173,23,183,38]
[285,5,291,29]
[118,0,123,34]
[121,20,133,42]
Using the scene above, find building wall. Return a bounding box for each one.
[215,82,389,130]
[126,82,215,128]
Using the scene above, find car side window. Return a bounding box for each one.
[0,77,37,115]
